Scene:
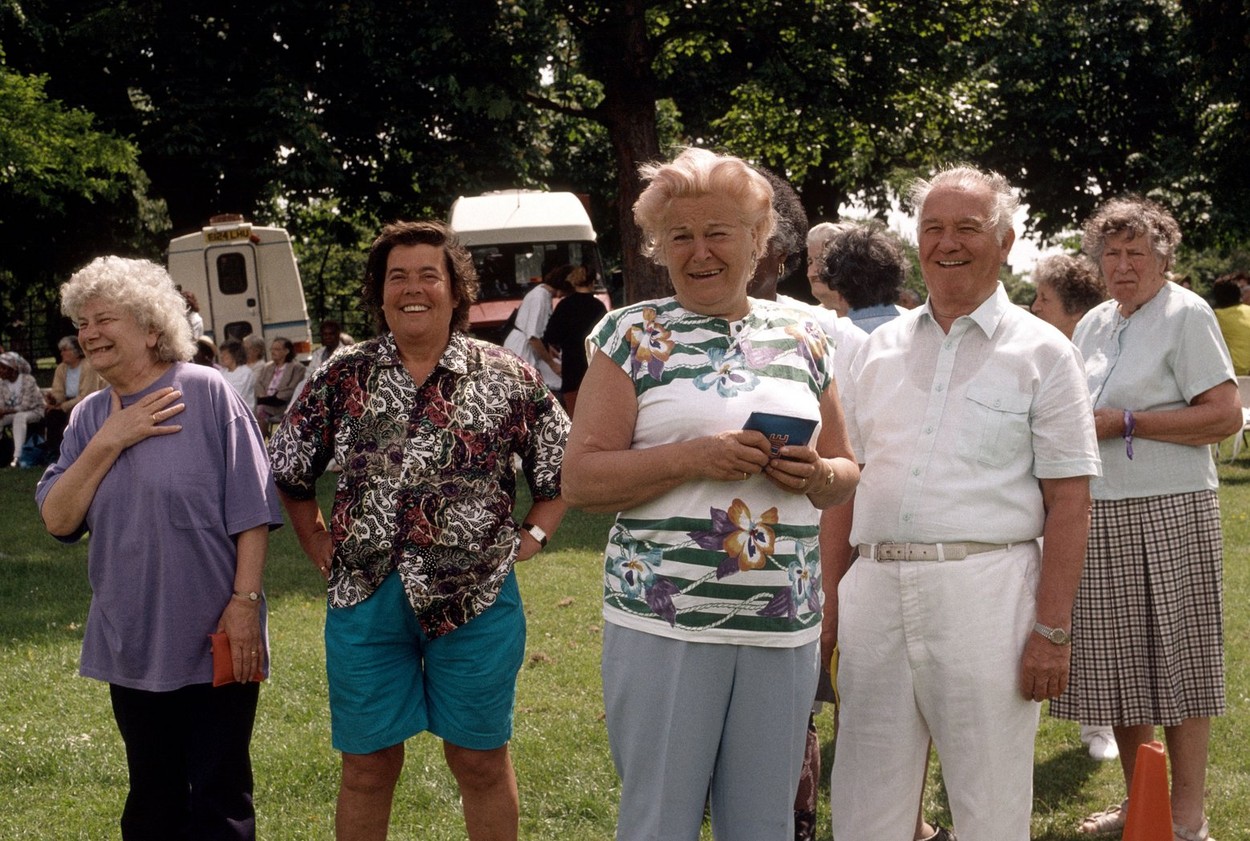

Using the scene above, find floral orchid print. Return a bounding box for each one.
[690,497,779,577]
[626,307,675,380]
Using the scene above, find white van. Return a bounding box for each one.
[167,215,312,357]
[449,190,604,343]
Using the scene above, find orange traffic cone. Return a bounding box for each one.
[1122,740,1173,841]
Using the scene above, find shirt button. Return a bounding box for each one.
[994,398,1002,408]
[912,467,921,476]
[903,513,913,522]
[924,426,934,434]
[935,383,945,393]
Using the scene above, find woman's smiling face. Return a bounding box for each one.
[661,193,758,320]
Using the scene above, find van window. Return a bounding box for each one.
[471,242,599,301]
[216,253,249,295]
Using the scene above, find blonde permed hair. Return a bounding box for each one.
[61,256,196,363]
[633,147,776,265]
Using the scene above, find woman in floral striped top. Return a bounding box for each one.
[563,148,859,841]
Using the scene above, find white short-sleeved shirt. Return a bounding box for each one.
[504,283,560,388]
[1074,282,1234,500]
[842,284,1101,546]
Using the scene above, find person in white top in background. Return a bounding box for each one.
[220,341,257,411]
[504,266,573,391]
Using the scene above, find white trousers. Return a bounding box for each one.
[830,542,1042,841]
[0,410,40,464]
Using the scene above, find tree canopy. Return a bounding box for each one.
[2,0,1246,352]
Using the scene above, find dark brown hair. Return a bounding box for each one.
[363,220,480,333]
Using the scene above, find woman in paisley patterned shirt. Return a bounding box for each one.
[563,148,860,841]
[268,220,569,841]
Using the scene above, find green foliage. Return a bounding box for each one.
[3,0,1250,336]
[0,64,135,208]
[0,52,162,352]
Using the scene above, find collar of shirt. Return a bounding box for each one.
[375,330,473,378]
[917,281,1010,340]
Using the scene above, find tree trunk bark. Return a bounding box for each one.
[591,0,669,305]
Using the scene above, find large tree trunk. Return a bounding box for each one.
[591,0,669,305]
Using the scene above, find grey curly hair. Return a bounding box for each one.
[1080,195,1181,272]
[61,256,196,363]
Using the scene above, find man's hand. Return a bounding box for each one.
[1018,631,1070,701]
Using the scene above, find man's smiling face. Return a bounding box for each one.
[917,184,1014,314]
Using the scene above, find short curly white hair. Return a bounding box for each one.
[61,256,196,363]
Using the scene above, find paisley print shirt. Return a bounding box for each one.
[588,297,834,647]
[268,331,568,637]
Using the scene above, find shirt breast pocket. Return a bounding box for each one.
[956,386,1032,468]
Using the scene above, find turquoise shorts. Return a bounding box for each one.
[325,569,525,754]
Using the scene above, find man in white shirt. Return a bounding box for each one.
[828,166,1101,841]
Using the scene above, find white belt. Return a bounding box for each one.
[857,542,1012,562]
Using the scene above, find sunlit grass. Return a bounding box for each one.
[1,464,1247,839]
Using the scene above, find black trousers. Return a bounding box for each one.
[109,682,260,841]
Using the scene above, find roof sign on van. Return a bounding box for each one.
[204,223,254,244]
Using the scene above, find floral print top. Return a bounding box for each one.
[268,331,568,637]
[588,297,834,647]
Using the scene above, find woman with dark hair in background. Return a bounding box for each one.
[253,336,304,432]
[820,221,908,333]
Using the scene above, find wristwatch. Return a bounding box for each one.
[522,522,548,548]
[1033,621,1070,645]
[234,590,261,603]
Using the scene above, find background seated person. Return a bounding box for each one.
[45,335,103,461]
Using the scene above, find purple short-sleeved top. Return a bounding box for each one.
[36,362,283,691]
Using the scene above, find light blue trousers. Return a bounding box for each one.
[603,624,818,841]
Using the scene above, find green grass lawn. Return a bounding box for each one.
[1,464,1247,840]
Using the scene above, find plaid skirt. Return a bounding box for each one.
[1050,490,1226,727]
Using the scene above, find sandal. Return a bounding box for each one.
[1078,800,1128,836]
[1174,819,1213,841]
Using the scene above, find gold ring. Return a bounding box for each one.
[151,413,158,423]
[741,472,748,481]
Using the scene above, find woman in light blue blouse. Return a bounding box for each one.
[563,148,859,841]
[1052,196,1241,841]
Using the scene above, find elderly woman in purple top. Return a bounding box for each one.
[36,256,283,841]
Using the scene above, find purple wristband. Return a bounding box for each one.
[1123,410,1135,460]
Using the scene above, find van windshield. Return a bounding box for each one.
[471,241,599,301]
